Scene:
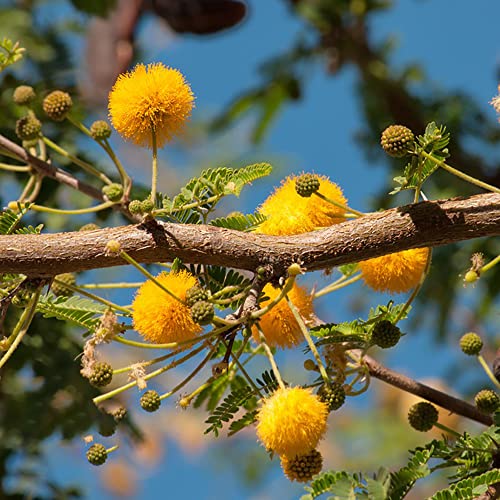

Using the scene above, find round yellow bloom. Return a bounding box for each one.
[255,174,347,236]
[132,271,201,344]
[252,283,315,348]
[256,387,328,458]
[359,247,430,293]
[108,63,194,148]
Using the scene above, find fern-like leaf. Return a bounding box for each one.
[388,447,432,500]
[36,294,107,330]
[15,224,44,235]
[256,370,280,395]
[0,205,30,235]
[204,384,254,437]
[209,212,267,232]
[301,471,358,499]
[228,409,258,436]
[430,469,500,500]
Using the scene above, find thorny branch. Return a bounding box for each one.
[0,193,498,277]
[361,353,493,426]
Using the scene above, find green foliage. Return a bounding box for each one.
[311,301,408,348]
[160,163,272,223]
[228,409,259,436]
[190,265,252,308]
[204,384,255,437]
[209,212,267,232]
[392,122,451,193]
[0,205,31,234]
[69,0,116,17]
[255,370,280,395]
[302,468,391,500]
[0,37,25,72]
[36,294,108,330]
[421,427,499,478]
[211,73,302,143]
[338,263,359,277]
[387,447,433,499]
[14,223,44,234]
[202,371,280,437]
[194,371,232,411]
[430,469,500,500]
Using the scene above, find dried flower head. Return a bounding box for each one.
[132,271,202,344]
[491,84,500,120]
[359,248,430,293]
[128,363,147,390]
[108,62,194,148]
[256,387,328,458]
[255,175,347,236]
[252,282,315,348]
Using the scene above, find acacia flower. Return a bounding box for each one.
[108,63,194,148]
[255,174,347,236]
[132,271,201,344]
[256,387,328,458]
[252,283,315,348]
[359,248,430,293]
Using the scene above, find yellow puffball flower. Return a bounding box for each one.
[252,283,314,348]
[108,63,194,148]
[255,175,347,236]
[256,387,328,458]
[359,247,430,294]
[132,271,201,344]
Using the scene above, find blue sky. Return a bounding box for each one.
[5,1,500,498]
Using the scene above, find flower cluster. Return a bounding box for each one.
[109,62,194,148]
[255,174,347,236]
[256,387,328,458]
[132,271,201,344]
[359,247,430,293]
[252,282,315,348]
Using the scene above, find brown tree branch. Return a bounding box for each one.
[361,353,493,426]
[0,134,104,200]
[0,193,498,277]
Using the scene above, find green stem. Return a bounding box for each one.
[43,136,113,185]
[433,422,462,438]
[113,327,222,350]
[93,342,206,405]
[284,294,330,386]
[67,117,131,195]
[477,355,500,391]
[0,287,41,369]
[313,191,365,217]
[26,174,43,203]
[150,129,158,206]
[113,352,175,375]
[19,174,36,202]
[153,194,223,216]
[52,279,132,315]
[102,138,131,197]
[31,201,114,215]
[80,282,143,289]
[414,156,425,203]
[481,255,500,274]
[314,273,362,299]
[394,248,433,324]
[0,162,30,172]
[159,342,218,400]
[105,445,119,454]
[119,251,184,304]
[250,276,296,320]
[254,324,285,390]
[420,150,500,194]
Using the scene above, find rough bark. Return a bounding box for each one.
[0,193,498,277]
